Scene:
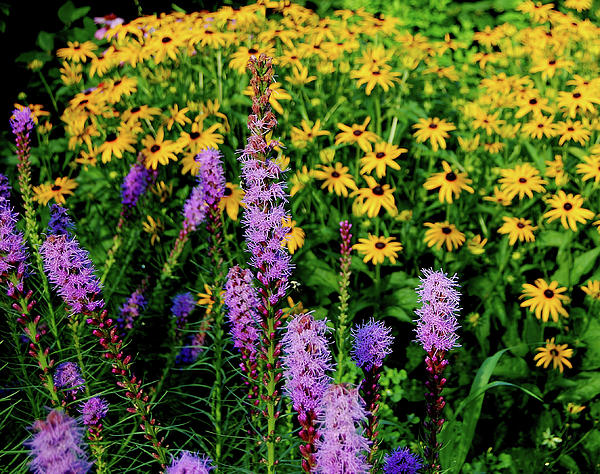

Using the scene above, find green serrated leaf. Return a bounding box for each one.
[57,1,75,25]
[571,247,600,285]
[36,31,55,52]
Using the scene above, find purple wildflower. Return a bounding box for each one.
[10,107,35,136]
[25,409,91,474]
[118,286,147,332]
[171,291,196,331]
[0,173,11,200]
[0,199,29,296]
[182,180,208,233]
[414,268,461,353]
[79,397,109,426]
[121,158,156,214]
[47,204,75,236]
[383,447,423,474]
[166,451,214,474]
[177,330,207,364]
[282,312,333,414]
[39,233,104,315]
[224,265,260,360]
[351,318,394,371]
[196,148,225,209]
[314,384,371,474]
[53,362,86,398]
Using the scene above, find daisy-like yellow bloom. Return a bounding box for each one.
[566,403,586,415]
[514,94,553,119]
[14,103,50,124]
[56,41,97,63]
[555,120,591,146]
[581,280,600,300]
[180,152,200,176]
[75,148,97,170]
[423,161,474,203]
[412,117,456,152]
[165,104,192,131]
[313,162,357,197]
[197,284,216,314]
[483,186,512,206]
[142,215,163,246]
[423,221,465,251]
[219,183,245,221]
[352,176,397,218]
[472,110,505,135]
[335,117,379,152]
[543,190,594,231]
[33,177,78,205]
[179,121,224,153]
[290,166,313,197]
[121,105,161,124]
[282,218,305,255]
[229,45,275,74]
[467,235,487,255]
[498,217,537,245]
[565,0,592,11]
[151,181,173,203]
[103,76,138,104]
[359,142,406,178]
[350,65,401,96]
[529,57,574,81]
[59,61,83,86]
[483,142,504,154]
[534,338,573,373]
[353,234,403,265]
[457,134,480,152]
[97,130,136,164]
[520,279,569,322]
[284,64,316,86]
[557,89,600,118]
[545,154,568,186]
[498,163,546,200]
[290,119,329,148]
[142,128,179,170]
[520,114,556,140]
[576,154,600,183]
[517,1,555,22]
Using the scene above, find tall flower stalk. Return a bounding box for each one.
[238,54,292,472]
[414,268,461,474]
[336,219,353,383]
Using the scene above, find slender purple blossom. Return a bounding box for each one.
[182,180,208,233]
[121,158,156,214]
[25,409,91,474]
[383,447,423,474]
[171,291,196,331]
[0,199,29,296]
[10,107,35,136]
[351,318,394,371]
[414,268,461,352]
[196,148,225,208]
[166,451,214,474]
[48,204,75,236]
[53,362,86,398]
[79,397,109,426]
[118,286,147,332]
[314,384,371,474]
[0,173,11,200]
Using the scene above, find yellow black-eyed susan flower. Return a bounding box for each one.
[534,338,573,373]
[353,234,403,265]
[520,278,569,322]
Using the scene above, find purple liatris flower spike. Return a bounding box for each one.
[0,199,29,297]
[383,447,423,474]
[0,173,11,200]
[48,204,75,236]
[314,384,371,474]
[414,268,461,353]
[118,285,147,332]
[351,318,394,371]
[54,362,86,398]
[25,409,91,474]
[79,397,109,426]
[166,451,214,474]
[196,148,225,209]
[171,291,196,331]
[121,156,156,215]
[39,232,104,315]
[282,312,333,471]
[10,107,35,136]
[182,179,208,233]
[224,265,260,361]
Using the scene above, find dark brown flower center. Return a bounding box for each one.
[106,133,117,142]
[563,202,573,211]
[150,144,161,153]
[376,152,385,159]
[162,36,172,43]
[331,171,340,178]
[131,106,140,113]
[567,127,574,132]
[51,185,61,191]
[442,226,452,235]
[429,123,438,129]
[372,71,381,76]
[573,92,581,99]
[374,242,386,249]
[445,172,457,182]
[190,131,200,140]
[517,222,525,229]
[113,79,122,86]
[224,187,232,196]
[544,289,554,298]
[537,123,544,128]
[519,177,527,183]
[529,98,537,105]
[353,129,363,136]
[248,48,258,54]
[548,59,556,65]
[550,349,559,357]
[372,185,384,196]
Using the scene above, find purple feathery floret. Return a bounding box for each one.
[177,331,207,365]
[0,173,11,200]
[166,451,214,474]
[121,159,156,213]
[171,291,196,330]
[79,397,109,426]
[48,204,75,236]
[10,107,35,136]
[414,268,461,353]
[39,233,104,315]
[53,362,86,398]
[282,312,333,414]
[182,179,208,233]
[314,384,371,474]
[118,287,147,332]
[0,199,29,298]
[196,148,225,208]
[383,446,423,474]
[351,318,394,371]
[25,409,91,474]
[224,265,260,359]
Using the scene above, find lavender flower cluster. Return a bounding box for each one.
[351,318,394,371]
[0,198,29,293]
[121,157,156,214]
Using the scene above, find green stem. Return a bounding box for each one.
[37,71,59,114]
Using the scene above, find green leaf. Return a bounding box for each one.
[57,1,75,24]
[538,230,570,248]
[36,31,55,52]
[385,305,413,323]
[581,319,600,370]
[571,247,600,285]
[557,372,600,403]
